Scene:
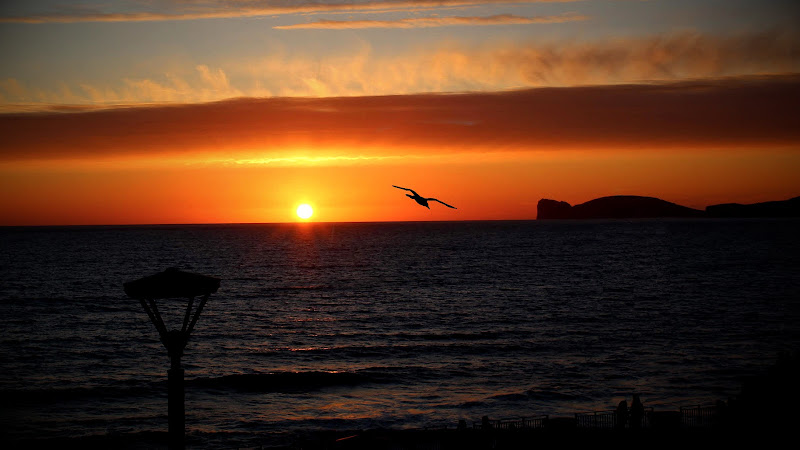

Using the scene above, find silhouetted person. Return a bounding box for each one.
[480,416,497,449]
[392,185,457,209]
[630,394,644,429]
[616,400,628,430]
[714,399,728,428]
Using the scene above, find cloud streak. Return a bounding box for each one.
[0,64,244,111]
[2,29,797,110]
[1,75,798,165]
[273,13,587,29]
[0,1,580,24]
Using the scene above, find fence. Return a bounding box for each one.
[575,407,653,430]
[680,405,718,428]
[472,403,724,433]
[473,415,549,431]
[575,410,616,429]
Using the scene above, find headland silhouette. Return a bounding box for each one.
[537,195,800,220]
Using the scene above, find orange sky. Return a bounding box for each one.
[2,147,798,225]
[1,2,799,225]
[1,75,799,225]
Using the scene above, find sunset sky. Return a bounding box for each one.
[1,0,798,225]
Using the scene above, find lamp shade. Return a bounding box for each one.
[124,268,220,300]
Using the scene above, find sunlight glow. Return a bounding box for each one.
[296,204,313,220]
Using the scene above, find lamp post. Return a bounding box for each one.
[124,268,220,450]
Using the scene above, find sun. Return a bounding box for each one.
[296,203,313,220]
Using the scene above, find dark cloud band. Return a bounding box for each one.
[1,74,798,162]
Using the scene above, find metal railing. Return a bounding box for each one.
[473,415,549,430]
[471,402,728,433]
[575,410,617,429]
[575,407,653,430]
[680,405,717,428]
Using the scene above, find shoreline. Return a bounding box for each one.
[5,351,798,449]
[5,417,790,450]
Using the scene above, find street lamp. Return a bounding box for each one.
[124,268,220,449]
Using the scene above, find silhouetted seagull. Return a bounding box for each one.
[392,185,457,209]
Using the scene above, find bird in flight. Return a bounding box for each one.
[392,185,457,209]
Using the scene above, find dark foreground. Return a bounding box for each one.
[7,420,793,450]
[294,425,792,450]
[7,351,798,450]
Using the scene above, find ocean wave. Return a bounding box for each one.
[245,341,530,359]
[458,400,487,408]
[487,389,583,403]
[525,389,588,401]
[274,285,330,291]
[189,371,370,392]
[2,382,162,404]
[388,331,504,341]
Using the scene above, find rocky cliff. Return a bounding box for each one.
[706,196,800,218]
[538,195,800,219]
[537,196,705,219]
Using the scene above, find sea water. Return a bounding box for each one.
[1,220,799,447]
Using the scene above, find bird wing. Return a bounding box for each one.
[392,185,419,196]
[428,198,457,209]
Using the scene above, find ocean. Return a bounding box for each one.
[1,220,799,448]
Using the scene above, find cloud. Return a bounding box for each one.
[500,29,800,86]
[3,29,797,111]
[0,65,243,109]
[1,74,798,165]
[0,1,580,23]
[0,79,27,100]
[273,13,587,29]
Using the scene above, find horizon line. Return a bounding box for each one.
[7,217,800,229]
[3,195,796,228]
[0,219,535,228]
